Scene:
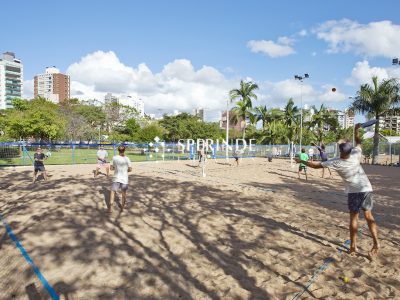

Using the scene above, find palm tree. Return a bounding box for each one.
[350,76,400,164]
[255,105,268,130]
[309,104,339,144]
[229,80,259,139]
[267,108,284,144]
[284,98,299,156]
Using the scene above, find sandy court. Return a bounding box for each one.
[0,158,399,299]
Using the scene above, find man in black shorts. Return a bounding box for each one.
[295,124,379,259]
[33,147,47,183]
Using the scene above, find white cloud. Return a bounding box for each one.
[314,19,400,58]
[298,29,307,37]
[259,79,348,108]
[318,85,347,103]
[66,51,237,118]
[277,36,294,45]
[247,38,295,58]
[346,60,400,86]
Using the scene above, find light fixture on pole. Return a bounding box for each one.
[294,73,309,151]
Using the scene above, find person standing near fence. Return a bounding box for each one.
[108,145,132,213]
[33,147,47,183]
[95,146,109,177]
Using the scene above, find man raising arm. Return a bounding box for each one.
[295,124,379,259]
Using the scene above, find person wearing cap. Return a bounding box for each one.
[295,123,379,259]
[33,147,47,182]
[108,145,132,213]
[95,145,109,177]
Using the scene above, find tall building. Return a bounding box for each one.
[220,110,245,131]
[104,92,119,105]
[193,108,205,121]
[331,109,355,129]
[379,114,400,134]
[119,95,145,117]
[34,67,70,103]
[0,52,23,109]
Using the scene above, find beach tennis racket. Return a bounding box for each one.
[361,119,377,128]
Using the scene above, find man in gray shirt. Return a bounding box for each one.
[295,124,379,260]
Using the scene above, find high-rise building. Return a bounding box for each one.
[220,110,245,131]
[34,67,70,103]
[379,114,400,134]
[0,52,23,109]
[119,95,145,117]
[193,108,205,121]
[104,92,119,105]
[331,109,355,129]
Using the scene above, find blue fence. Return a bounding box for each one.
[0,142,338,166]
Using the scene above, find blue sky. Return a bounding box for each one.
[3,0,400,120]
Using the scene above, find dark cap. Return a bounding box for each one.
[339,142,353,155]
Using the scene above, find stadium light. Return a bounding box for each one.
[294,73,310,151]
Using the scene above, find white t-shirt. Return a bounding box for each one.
[321,146,372,194]
[111,155,132,184]
[97,149,108,162]
[308,148,314,156]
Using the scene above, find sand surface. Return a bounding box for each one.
[0,158,399,299]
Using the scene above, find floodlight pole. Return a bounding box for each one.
[391,58,400,163]
[294,74,309,151]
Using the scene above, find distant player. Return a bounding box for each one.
[233,149,242,167]
[297,148,308,180]
[95,146,109,177]
[295,124,379,259]
[308,147,314,161]
[108,145,132,213]
[33,147,47,183]
[315,144,331,178]
[198,146,205,167]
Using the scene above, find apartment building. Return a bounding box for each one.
[34,67,70,103]
[0,52,23,109]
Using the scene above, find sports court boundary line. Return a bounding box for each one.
[0,213,59,300]
[292,223,368,300]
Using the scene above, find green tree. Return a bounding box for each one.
[309,104,339,144]
[5,97,64,141]
[350,76,400,164]
[137,123,164,142]
[255,105,268,130]
[229,80,259,139]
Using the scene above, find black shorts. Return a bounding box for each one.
[348,192,374,213]
[299,165,306,171]
[34,166,45,172]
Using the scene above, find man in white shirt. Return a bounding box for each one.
[295,124,379,259]
[95,146,110,177]
[108,145,132,213]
